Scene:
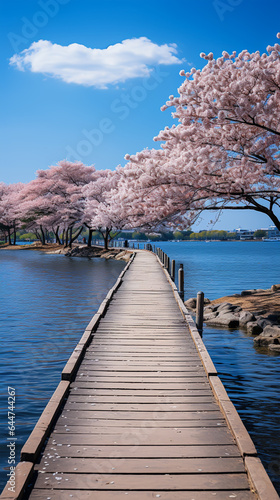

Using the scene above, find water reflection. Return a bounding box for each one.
[203,327,280,492]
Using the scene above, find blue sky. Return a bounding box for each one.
[1,0,280,230]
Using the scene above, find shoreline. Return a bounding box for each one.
[0,243,133,261]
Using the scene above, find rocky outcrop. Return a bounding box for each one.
[204,302,242,328]
[64,246,132,261]
[246,322,262,335]
[254,325,280,351]
[184,290,280,351]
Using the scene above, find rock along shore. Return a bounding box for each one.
[0,243,133,262]
[185,285,280,352]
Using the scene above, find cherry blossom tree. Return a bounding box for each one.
[123,149,203,229]
[20,161,96,246]
[0,183,24,245]
[149,34,280,229]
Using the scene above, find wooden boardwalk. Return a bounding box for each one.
[2,251,278,499]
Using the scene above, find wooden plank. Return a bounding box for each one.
[63,402,219,411]
[20,381,70,462]
[33,472,250,491]
[78,364,207,373]
[66,395,215,403]
[49,427,235,445]
[59,410,222,420]
[0,461,34,500]
[86,347,196,352]
[81,358,202,363]
[55,418,226,428]
[81,363,205,370]
[71,377,213,385]
[68,391,213,405]
[68,388,209,395]
[209,376,257,458]
[84,312,102,333]
[88,341,195,346]
[245,456,280,500]
[35,457,245,474]
[59,408,223,418]
[65,383,209,390]
[76,365,205,372]
[53,419,226,432]
[42,443,242,459]
[28,490,257,500]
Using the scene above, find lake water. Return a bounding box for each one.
[0,242,279,494]
[0,250,125,491]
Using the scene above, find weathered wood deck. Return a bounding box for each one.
[2,251,279,500]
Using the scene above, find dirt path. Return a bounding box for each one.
[211,288,280,317]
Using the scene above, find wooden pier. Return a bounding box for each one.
[1,251,279,499]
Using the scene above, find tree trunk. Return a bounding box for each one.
[87,228,93,247]
[102,228,110,250]
[64,228,69,248]
[68,227,73,249]
[54,226,61,245]
[69,226,84,247]
[7,228,12,246]
[12,223,16,245]
[40,225,46,245]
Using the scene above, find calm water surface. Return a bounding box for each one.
[0,250,125,490]
[158,241,280,493]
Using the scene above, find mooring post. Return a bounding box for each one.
[196,291,204,337]
[178,264,184,300]
[166,256,170,274]
[171,259,175,281]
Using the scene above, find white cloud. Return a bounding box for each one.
[9,37,182,88]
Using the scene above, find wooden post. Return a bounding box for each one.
[166,256,170,274]
[171,259,175,281]
[196,291,204,337]
[178,264,184,300]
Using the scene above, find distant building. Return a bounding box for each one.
[233,228,255,240]
[267,225,280,238]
